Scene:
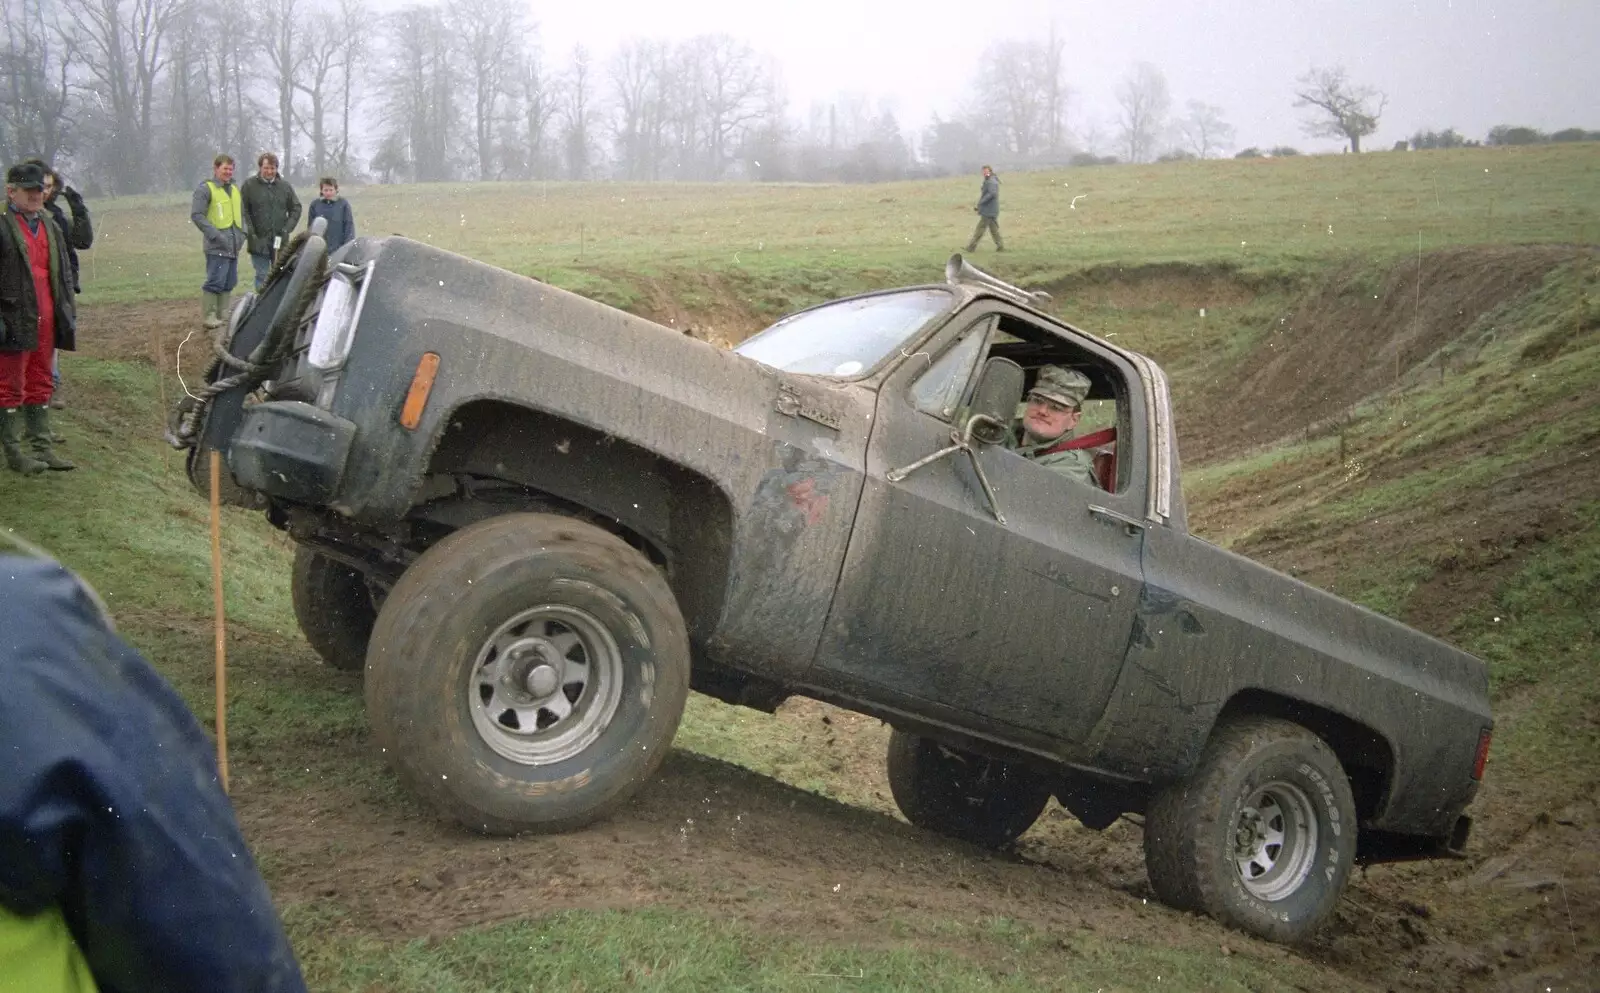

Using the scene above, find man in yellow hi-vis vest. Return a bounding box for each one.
[189,154,247,330]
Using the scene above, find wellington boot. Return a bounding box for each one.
[23,405,76,471]
[216,291,233,329]
[1,407,47,474]
[203,291,223,329]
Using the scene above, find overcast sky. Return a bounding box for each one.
[528,0,1600,152]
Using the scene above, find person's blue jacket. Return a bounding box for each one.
[307,196,356,253]
[0,553,308,993]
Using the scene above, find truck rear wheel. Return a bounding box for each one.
[1142,716,1357,943]
[886,730,1050,848]
[364,512,690,835]
[291,546,376,672]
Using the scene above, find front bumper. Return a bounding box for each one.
[227,401,356,504]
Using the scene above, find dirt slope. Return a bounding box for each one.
[72,246,1599,991]
[1178,245,1588,465]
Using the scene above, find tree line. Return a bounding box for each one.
[5,0,1585,194]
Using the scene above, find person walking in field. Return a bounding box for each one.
[307,177,355,254]
[964,164,1004,253]
[240,152,301,292]
[191,154,247,330]
[1,161,77,475]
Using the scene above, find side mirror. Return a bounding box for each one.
[964,356,1024,445]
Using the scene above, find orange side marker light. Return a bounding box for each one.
[400,352,440,430]
[1472,728,1492,781]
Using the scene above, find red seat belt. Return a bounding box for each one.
[1040,426,1117,456]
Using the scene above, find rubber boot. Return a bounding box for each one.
[23,405,75,470]
[203,291,223,329]
[1,407,47,474]
[216,291,234,330]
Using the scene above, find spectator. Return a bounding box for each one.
[1,161,75,474]
[307,177,356,254]
[0,541,309,993]
[240,152,302,292]
[23,160,93,412]
[190,154,247,330]
[964,165,1004,253]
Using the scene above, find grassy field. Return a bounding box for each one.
[5,144,1598,991]
[84,142,1599,312]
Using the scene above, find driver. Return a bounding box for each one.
[1007,364,1100,489]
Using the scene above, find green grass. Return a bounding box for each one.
[284,905,1333,993]
[81,143,1600,308]
[12,152,1600,988]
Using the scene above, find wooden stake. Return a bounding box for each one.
[209,450,230,793]
[152,323,171,470]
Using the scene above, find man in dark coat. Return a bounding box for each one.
[964,164,1004,252]
[240,152,301,291]
[25,159,94,410]
[0,542,310,993]
[1,161,76,474]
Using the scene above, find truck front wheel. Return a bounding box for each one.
[291,546,376,672]
[364,513,690,835]
[1142,716,1357,943]
[886,730,1051,848]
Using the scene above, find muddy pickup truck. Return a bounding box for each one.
[170,231,1492,943]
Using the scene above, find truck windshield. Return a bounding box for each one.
[734,288,953,378]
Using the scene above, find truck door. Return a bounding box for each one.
[812,313,1149,744]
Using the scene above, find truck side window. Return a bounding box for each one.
[909,321,990,421]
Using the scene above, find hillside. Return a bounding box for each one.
[2,151,1596,991]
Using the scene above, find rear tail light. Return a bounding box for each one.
[1472,728,1492,780]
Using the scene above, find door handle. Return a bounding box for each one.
[1088,504,1147,533]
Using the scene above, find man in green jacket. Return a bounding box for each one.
[964,165,1004,252]
[1,161,76,474]
[1006,364,1099,489]
[190,154,247,329]
[240,152,301,291]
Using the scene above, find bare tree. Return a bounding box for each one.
[516,44,558,179]
[62,0,186,192]
[1179,100,1235,159]
[1115,61,1170,164]
[260,0,306,173]
[1294,65,1385,153]
[610,38,668,180]
[560,43,593,180]
[333,0,366,173]
[452,0,522,180]
[163,0,210,183]
[380,4,455,181]
[1040,22,1068,156]
[295,12,344,176]
[0,0,75,167]
[193,0,260,166]
[968,33,1070,163]
[688,34,767,179]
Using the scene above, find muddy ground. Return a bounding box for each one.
[72,262,1599,991]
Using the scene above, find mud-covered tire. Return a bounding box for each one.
[886,730,1051,848]
[291,546,376,672]
[364,513,690,835]
[1143,716,1358,943]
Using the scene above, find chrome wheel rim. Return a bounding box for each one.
[467,604,623,766]
[1233,780,1319,902]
